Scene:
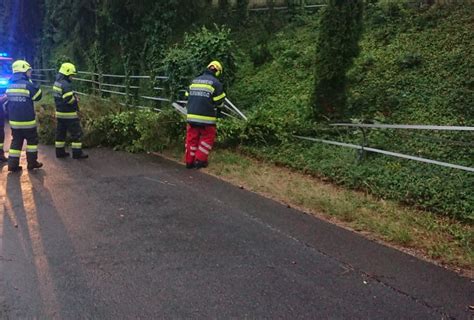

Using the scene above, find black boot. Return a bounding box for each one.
[56,148,70,158]
[27,161,43,170]
[57,152,70,158]
[73,151,88,159]
[8,156,21,172]
[194,160,208,169]
[186,162,195,169]
[8,165,22,172]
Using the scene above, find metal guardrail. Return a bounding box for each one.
[225,98,248,120]
[77,71,99,76]
[130,75,151,80]
[32,68,247,121]
[294,122,474,173]
[140,95,170,102]
[100,88,128,96]
[33,69,171,106]
[102,74,127,78]
[294,135,474,173]
[331,123,474,131]
[248,4,326,11]
[101,83,128,89]
[72,77,99,84]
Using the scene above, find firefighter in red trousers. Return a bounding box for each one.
[185,61,226,169]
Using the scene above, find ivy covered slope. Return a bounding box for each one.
[228,4,473,221]
[348,4,473,124]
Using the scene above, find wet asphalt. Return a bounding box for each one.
[0,144,472,319]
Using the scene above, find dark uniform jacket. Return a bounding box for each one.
[186,70,226,125]
[53,74,79,119]
[5,73,42,129]
[0,94,6,122]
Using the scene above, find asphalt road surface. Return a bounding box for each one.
[0,145,472,319]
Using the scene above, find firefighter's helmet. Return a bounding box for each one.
[207,61,223,77]
[12,60,32,73]
[59,62,77,76]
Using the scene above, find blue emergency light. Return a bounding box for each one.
[0,52,9,57]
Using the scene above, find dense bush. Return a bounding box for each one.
[87,109,184,152]
[161,25,237,97]
[37,96,185,153]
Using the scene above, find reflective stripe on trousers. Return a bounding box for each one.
[185,124,216,164]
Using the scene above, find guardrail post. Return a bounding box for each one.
[149,72,155,109]
[45,69,50,85]
[125,73,130,108]
[357,128,368,163]
[92,73,98,95]
[98,73,103,97]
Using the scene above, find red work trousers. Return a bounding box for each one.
[185,124,216,165]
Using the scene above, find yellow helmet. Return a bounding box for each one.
[207,60,223,77]
[12,60,32,73]
[59,62,77,76]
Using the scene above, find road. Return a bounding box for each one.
[0,145,472,319]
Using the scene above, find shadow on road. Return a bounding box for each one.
[2,169,99,318]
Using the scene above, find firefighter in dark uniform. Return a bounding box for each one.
[0,93,7,162]
[53,62,88,159]
[185,61,226,169]
[5,60,43,172]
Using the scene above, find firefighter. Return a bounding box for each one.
[0,93,7,162]
[53,62,88,159]
[184,61,226,169]
[5,60,43,172]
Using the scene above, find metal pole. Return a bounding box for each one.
[225,98,248,121]
[357,128,367,163]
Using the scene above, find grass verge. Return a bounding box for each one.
[160,146,473,278]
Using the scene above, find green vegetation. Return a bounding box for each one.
[29,2,473,223]
[38,1,213,74]
[37,94,185,153]
[161,25,238,98]
[226,3,473,221]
